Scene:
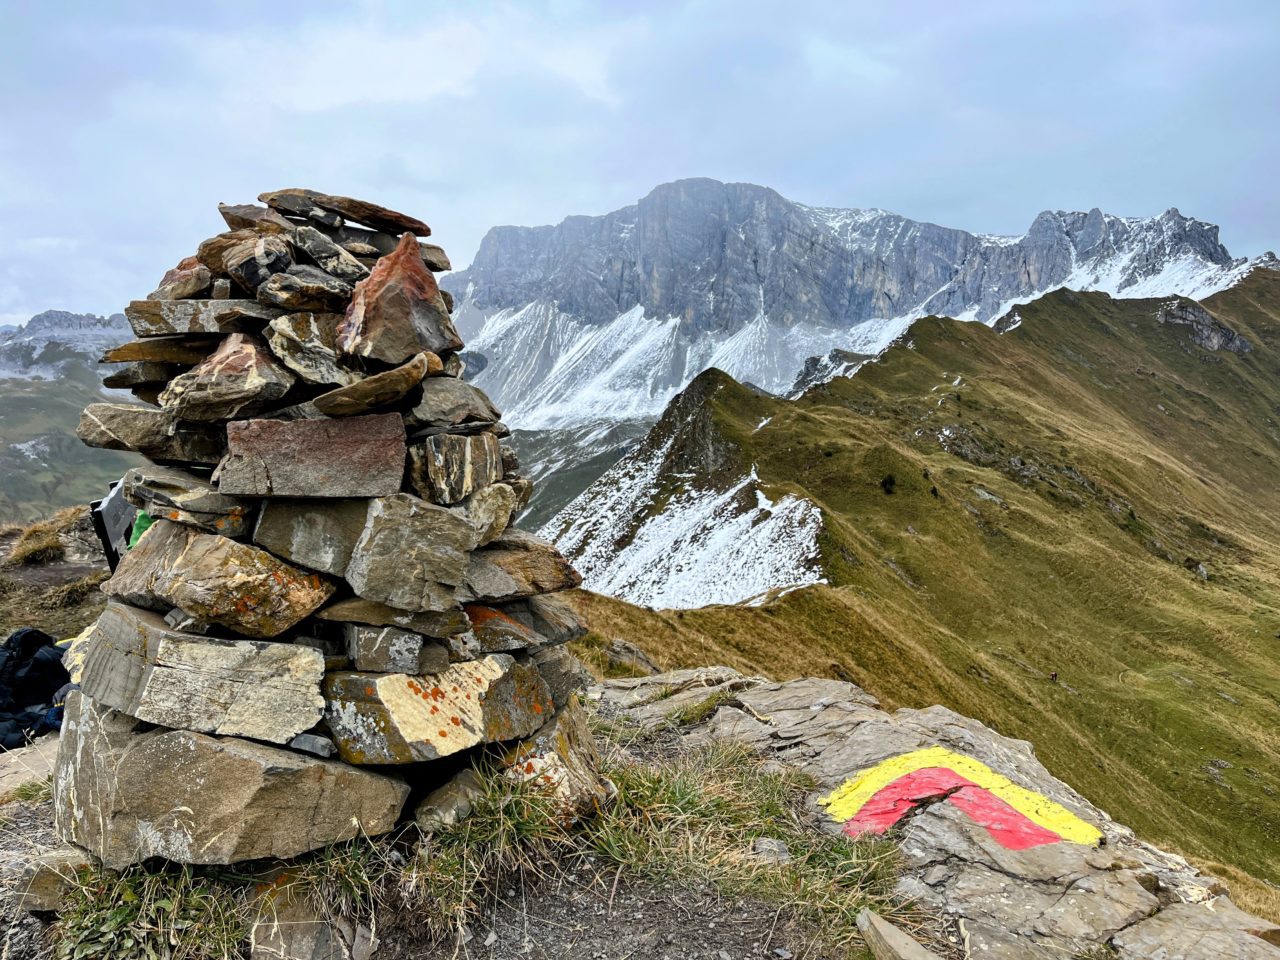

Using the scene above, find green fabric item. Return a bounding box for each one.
[127,511,154,549]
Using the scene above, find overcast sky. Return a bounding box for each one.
[2,0,1276,325]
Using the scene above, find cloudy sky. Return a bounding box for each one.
[2,0,1276,325]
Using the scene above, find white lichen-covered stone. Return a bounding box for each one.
[79,602,324,743]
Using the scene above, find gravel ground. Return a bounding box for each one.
[0,798,58,960]
[395,859,843,960]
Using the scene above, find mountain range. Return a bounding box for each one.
[444,178,1271,520]
[0,311,138,524]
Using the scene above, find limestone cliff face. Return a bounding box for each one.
[445,178,1256,427]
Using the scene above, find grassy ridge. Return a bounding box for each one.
[569,270,1280,912]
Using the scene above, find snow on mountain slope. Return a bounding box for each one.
[446,179,1267,430]
[547,440,824,608]
[540,369,826,609]
[0,310,129,379]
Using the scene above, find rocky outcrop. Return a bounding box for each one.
[596,669,1280,959]
[447,178,1262,426]
[1156,298,1253,353]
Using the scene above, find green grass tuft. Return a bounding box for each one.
[0,775,52,806]
[55,862,253,960]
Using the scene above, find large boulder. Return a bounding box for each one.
[125,298,280,336]
[345,493,477,612]
[323,654,555,764]
[121,465,255,536]
[77,403,226,464]
[337,233,461,364]
[217,413,406,498]
[158,333,295,421]
[256,265,353,312]
[103,520,335,638]
[79,602,324,743]
[403,377,501,435]
[253,498,370,577]
[407,431,502,505]
[459,530,582,603]
[266,312,362,386]
[224,236,293,293]
[54,693,408,868]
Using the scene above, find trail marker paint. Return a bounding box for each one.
[820,746,1102,850]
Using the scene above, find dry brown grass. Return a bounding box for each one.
[2,506,85,567]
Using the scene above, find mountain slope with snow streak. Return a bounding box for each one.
[540,369,826,608]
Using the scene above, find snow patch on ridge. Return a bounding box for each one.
[545,442,824,609]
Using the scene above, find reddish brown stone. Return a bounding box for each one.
[337,233,462,364]
[217,413,406,498]
[259,188,431,236]
[148,256,212,301]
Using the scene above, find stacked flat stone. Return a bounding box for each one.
[61,189,597,870]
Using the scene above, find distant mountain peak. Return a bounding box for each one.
[445,178,1264,431]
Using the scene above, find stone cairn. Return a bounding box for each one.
[61,188,603,871]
